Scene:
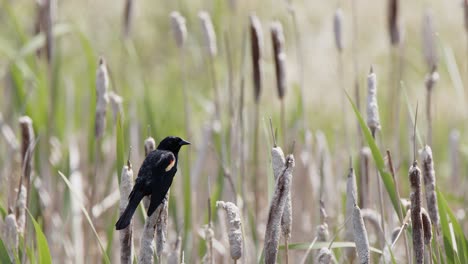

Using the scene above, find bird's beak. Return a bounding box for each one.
[180,139,191,146]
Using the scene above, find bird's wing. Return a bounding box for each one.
[145,151,176,216]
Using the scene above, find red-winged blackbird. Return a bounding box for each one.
[115,136,190,230]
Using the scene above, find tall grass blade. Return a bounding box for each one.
[58,171,111,264]
[0,239,11,264]
[116,113,125,184]
[346,93,401,218]
[27,210,52,264]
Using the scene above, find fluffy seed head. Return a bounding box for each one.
[250,14,263,103]
[216,201,243,260]
[366,67,381,134]
[199,11,217,57]
[353,204,370,264]
[170,11,187,48]
[316,247,332,264]
[95,57,109,139]
[420,145,439,228]
[333,8,343,51]
[144,137,156,156]
[271,21,287,99]
[409,162,424,264]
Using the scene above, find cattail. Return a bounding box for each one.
[345,167,357,262]
[170,11,187,49]
[353,204,370,264]
[144,137,156,156]
[123,0,134,38]
[119,163,134,264]
[156,192,169,260]
[166,237,181,264]
[271,21,287,99]
[409,162,424,264]
[35,0,53,63]
[422,10,438,70]
[359,147,371,208]
[3,214,18,261]
[333,8,343,52]
[449,130,460,187]
[420,145,439,228]
[366,66,380,135]
[421,209,432,246]
[95,57,109,139]
[250,14,263,103]
[199,11,217,58]
[264,155,295,264]
[316,223,329,242]
[388,0,400,45]
[316,247,332,264]
[15,185,27,235]
[271,146,291,240]
[216,201,243,260]
[108,91,123,123]
[19,116,34,191]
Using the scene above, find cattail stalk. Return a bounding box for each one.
[359,147,371,208]
[424,67,439,146]
[353,204,370,264]
[345,167,357,262]
[119,162,134,264]
[420,145,439,229]
[264,155,295,264]
[409,162,424,264]
[250,14,263,219]
[271,21,287,145]
[217,201,243,261]
[3,214,18,261]
[70,171,84,264]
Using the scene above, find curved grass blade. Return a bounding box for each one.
[0,238,12,264]
[346,93,402,219]
[27,210,52,264]
[58,171,111,264]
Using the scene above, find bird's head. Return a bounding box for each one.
[157,136,191,154]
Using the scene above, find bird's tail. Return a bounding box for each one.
[115,190,144,230]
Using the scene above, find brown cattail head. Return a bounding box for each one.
[353,204,370,264]
[199,11,217,58]
[316,247,332,264]
[123,0,134,38]
[250,14,263,104]
[366,66,381,134]
[264,154,295,264]
[388,0,400,45]
[334,8,343,51]
[95,57,109,139]
[424,65,439,91]
[271,21,287,100]
[420,145,439,228]
[144,137,156,156]
[19,116,34,191]
[409,162,424,264]
[216,201,243,260]
[421,209,432,246]
[170,11,187,49]
[422,10,438,70]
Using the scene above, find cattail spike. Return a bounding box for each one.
[409,163,424,264]
[420,145,439,228]
[422,10,438,70]
[95,57,109,139]
[333,8,343,52]
[366,66,380,134]
[216,201,243,260]
[170,11,187,49]
[199,11,217,58]
[388,0,401,45]
[3,214,18,261]
[421,209,432,246]
[119,164,134,264]
[353,204,370,264]
[345,167,358,262]
[271,21,287,100]
[250,14,263,103]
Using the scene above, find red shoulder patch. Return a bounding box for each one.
[165,156,176,171]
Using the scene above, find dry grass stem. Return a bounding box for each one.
[250,14,263,104]
[119,163,134,264]
[170,11,187,49]
[3,214,18,261]
[216,201,243,260]
[95,58,109,139]
[353,204,370,264]
[409,162,424,264]
[199,11,217,58]
[264,155,295,264]
[334,8,343,52]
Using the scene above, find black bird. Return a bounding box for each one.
[115,136,190,230]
